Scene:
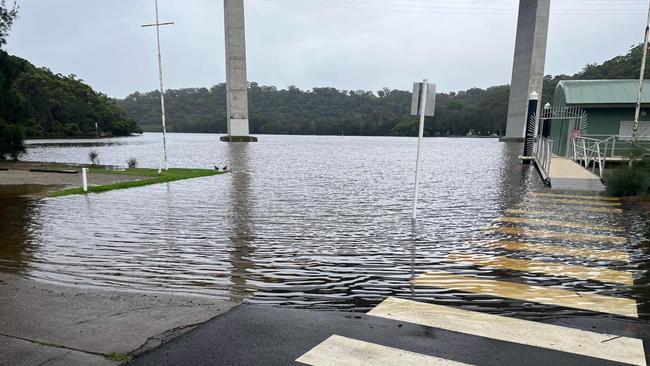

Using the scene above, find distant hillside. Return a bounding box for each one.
[0,50,141,138]
[120,83,509,137]
[119,44,650,137]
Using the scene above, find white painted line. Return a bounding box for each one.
[448,253,634,285]
[414,272,638,318]
[481,240,630,262]
[530,192,620,201]
[296,335,474,366]
[369,297,646,366]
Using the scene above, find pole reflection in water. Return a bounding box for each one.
[225,143,256,303]
[410,222,417,299]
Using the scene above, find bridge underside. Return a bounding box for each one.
[504,0,550,142]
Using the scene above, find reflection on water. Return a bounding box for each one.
[1,134,649,317]
[226,143,255,302]
[0,186,46,275]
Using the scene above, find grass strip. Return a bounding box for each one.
[49,167,221,197]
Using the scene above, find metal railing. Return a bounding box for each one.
[535,137,553,179]
[578,134,650,161]
[572,136,605,178]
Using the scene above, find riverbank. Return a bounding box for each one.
[0,272,237,365]
[0,161,221,197]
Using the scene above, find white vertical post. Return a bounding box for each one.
[412,80,428,221]
[154,0,169,170]
[82,168,88,192]
[632,1,650,147]
[142,0,173,170]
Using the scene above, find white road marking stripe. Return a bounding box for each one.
[368,297,646,366]
[414,272,638,318]
[447,253,634,285]
[529,192,620,201]
[296,335,474,366]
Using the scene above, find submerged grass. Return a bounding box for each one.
[50,167,221,197]
[105,352,131,362]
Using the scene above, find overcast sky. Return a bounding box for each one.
[5,0,648,98]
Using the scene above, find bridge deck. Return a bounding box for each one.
[548,157,604,191]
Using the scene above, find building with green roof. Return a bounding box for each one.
[550,79,650,155]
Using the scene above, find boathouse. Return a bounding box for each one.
[550,79,650,155]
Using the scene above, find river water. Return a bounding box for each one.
[2,133,649,317]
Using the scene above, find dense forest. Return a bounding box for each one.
[0,50,142,138]
[120,44,650,137]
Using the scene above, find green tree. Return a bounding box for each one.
[0,49,142,138]
[0,0,18,48]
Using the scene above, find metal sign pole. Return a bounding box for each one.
[412,79,428,221]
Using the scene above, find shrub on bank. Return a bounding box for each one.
[0,124,27,161]
[127,157,137,168]
[605,166,650,197]
[88,150,99,165]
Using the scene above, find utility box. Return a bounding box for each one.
[411,82,436,117]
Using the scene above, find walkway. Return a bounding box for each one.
[129,192,645,366]
[547,157,604,191]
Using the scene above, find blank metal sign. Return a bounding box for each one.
[411,82,436,117]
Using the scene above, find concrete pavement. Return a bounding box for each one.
[0,273,236,366]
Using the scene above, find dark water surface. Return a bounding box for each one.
[2,133,649,317]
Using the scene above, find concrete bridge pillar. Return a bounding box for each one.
[504,0,550,141]
[221,0,257,142]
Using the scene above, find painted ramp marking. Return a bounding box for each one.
[296,335,474,366]
[483,240,629,262]
[510,206,623,214]
[529,192,621,201]
[495,216,624,232]
[414,272,638,318]
[527,198,621,207]
[368,297,646,366]
[487,226,627,244]
[448,253,633,285]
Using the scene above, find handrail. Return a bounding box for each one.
[534,137,553,182]
[572,136,605,178]
[580,134,650,160]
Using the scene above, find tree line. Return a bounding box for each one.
[119,44,650,137]
[120,82,509,137]
[0,50,142,139]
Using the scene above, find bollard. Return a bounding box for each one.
[82,167,88,192]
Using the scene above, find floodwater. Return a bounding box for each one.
[1,133,650,318]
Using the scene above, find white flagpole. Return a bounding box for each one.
[412,80,428,221]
